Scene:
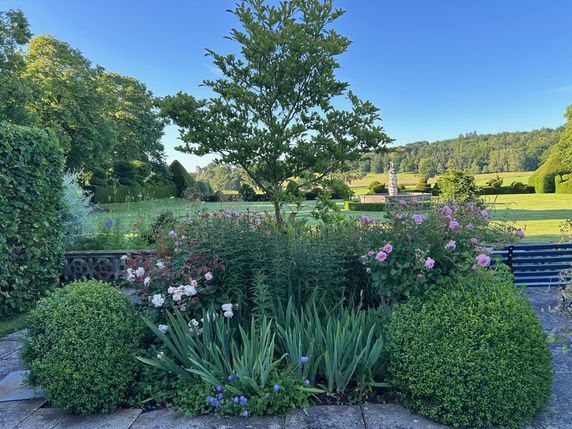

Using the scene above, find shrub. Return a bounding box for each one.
[22,280,142,415]
[370,183,386,193]
[368,180,381,191]
[386,269,552,428]
[324,178,353,200]
[113,160,137,185]
[529,156,570,193]
[61,172,95,249]
[555,173,572,194]
[169,160,196,197]
[0,123,65,315]
[344,201,385,211]
[238,183,257,201]
[414,177,431,192]
[436,169,480,202]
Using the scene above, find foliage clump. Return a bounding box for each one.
[22,280,142,415]
[529,155,570,193]
[386,269,552,428]
[436,169,481,202]
[0,123,64,315]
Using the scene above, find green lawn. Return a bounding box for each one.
[95,193,572,244]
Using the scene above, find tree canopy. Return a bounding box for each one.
[161,0,391,224]
[553,105,572,170]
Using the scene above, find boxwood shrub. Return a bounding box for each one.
[0,123,64,315]
[344,201,385,211]
[22,280,142,415]
[386,269,552,428]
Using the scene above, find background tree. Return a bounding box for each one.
[0,10,33,124]
[161,0,391,225]
[23,35,116,170]
[553,105,572,169]
[98,72,165,164]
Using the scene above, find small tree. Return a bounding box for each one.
[437,170,481,203]
[161,0,391,226]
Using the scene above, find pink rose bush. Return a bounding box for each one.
[361,199,519,304]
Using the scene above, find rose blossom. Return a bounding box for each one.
[399,198,407,205]
[424,257,435,269]
[476,254,491,267]
[205,272,213,281]
[470,237,478,245]
[480,209,489,220]
[448,219,460,230]
[168,230,177,238]
[135,267,145,277]
[150,294,165,308]
[515,229,525,238]
[143,276,151,286]
[383,243,393,253]
[412,213,426,225]
[375,251,387,262]
[367,250,375,256]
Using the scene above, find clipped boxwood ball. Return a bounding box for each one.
[22,280,142,415]
[386,270,552,428]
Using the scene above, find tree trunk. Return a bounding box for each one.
[273,200,284,229]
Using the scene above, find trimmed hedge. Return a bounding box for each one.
[387,269,552,428]
[480,183,535,195]
[0,123,65,315]
[22,280,142,415]
[89,182,176,203]
[344,201,385,211]
[529,156,571,193]
[169,160,195,197]
[555,173,572,194]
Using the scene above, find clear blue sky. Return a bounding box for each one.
[2,0,572,171]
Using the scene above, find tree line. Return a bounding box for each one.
[0,10,165,173]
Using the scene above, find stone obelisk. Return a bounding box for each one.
[388,160,398,196]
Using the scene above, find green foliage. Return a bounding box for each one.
[113,160,137,184]
[485,174,503,188]
[238,183,257,201]
[0,9,34,124]
[552,104,572,170]
[386,270,552,428]
[161,0,391,225]
[529,155,570,193]
[323,177,354,200]
[61,172,95,249]
[414,176,431,192]
[0,123,64,315]
[22,280,142,415]
[143,210,177,243]
[169,160,196,197]
[344,201,385,211]
[72,216,148,250]
[367,180,381,190]
[436,169,481,202]
[370,183,387,193]
[480,183,535,195]
[555,173,572,194]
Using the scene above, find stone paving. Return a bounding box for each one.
[0,288,570,428]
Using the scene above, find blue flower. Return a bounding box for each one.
[241,410,249,417]
[300,356,309,364]
[304,379,310,386]
[104,218,113,228]
[228,375,234,381]
[218,393,224,399]
[216,385,223,392]
[273,384,280,392]
[233,396,239,404]
[239,395,247,405]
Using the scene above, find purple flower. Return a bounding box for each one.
[168,230,177,238]
[470,237,478,245]
[360,215,373,225]
[476,254,491,267]
[444,240,456,250]
[466,223,474,230]
[442,205,453,219]
[448,219,460,230]
[375,251,387,262]
[412,213,426,225]
[480,209,489,220]
[399,198,407,205]
[304,379,310,386]
[241,410,249,417]
[273,385,280,392]
[205,271,213,281]
[300,356,309,364]
[425,257,435,269]
[104,218,113,228]
[515,229,525,238]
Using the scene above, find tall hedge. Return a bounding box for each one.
[0,123,65,315]
[169,160,195,197]
[555,173,572,194]
[529,156,570,193]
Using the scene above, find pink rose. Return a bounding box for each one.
[367,250,375,256]
[399,198,407,205]
[424,257,435,269]
[470,237,478,245]
[204,272,213,281]
[476,254,491,267]
[168,230,177,238]
[412,214,426,225]
[449,219,460,230]
[444,240,456,250]
[375,251,388,262]
[515,229,525,238]
[383,243,393,253]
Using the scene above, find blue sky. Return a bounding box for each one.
[2,0,572,171]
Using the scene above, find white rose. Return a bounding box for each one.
[135,267,145,277]
[221,303,233,312]
[144,277,151,286]
[172,292,182,302]
[156,260,165,269]
[183,285,197,296]
[158,324,169,334]
[150,294,165,308]
[223,310,234,318]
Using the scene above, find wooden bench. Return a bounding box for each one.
[494,243,572,287]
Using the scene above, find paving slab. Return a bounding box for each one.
[0,358,26,380]
[362,404,449,429]
[14,408,65,429]
[54,408,142,429]
[285,405,365,429]
[531,373,572,429]
[131,409,284,429]
[0,341,22,359]
[0,371,43,402]
[0,399,46,411]
[0,409,35,429]
[0,331,27,342]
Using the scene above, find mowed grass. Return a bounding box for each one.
[96,191,572,243]
[349,171,533,188]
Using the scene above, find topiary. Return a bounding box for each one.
[238,183,257,201]
[529,155,570,193]
[22,280,142,415]
[386,269,552,428]
[371,183,386,193]
[368,180,381,191]
[169,160,196,197]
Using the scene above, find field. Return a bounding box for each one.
[349,171,533,195]
[96,191,572,243]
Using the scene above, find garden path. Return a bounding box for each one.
[0,288,570,429]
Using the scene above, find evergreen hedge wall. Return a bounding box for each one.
[555,173,572,194]
[0,123,65,315]
[529,156,571,193]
